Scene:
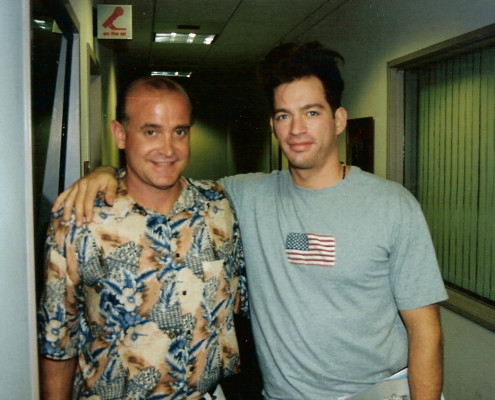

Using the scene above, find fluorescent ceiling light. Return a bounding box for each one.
[33,19,53,31]
[151,71,192,78]
[33,18,62,34]
[154,32,216,45]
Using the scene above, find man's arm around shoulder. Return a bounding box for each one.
[400,303,444,400]
[40,356,77,400]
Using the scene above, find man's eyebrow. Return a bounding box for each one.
[273,103,325,114]
[301,103,325,110]
[273,107,289,114]
[174,124,191,130]
[138,123,191,131]
[139,122,161,130]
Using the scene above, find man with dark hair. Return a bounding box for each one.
[38,76,247,400]
[259,41,345,115]
[53,42,447,400]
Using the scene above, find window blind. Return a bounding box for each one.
[415,47,495,301]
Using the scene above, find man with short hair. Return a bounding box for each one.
[54,42,447,400]
[38,76,247,399]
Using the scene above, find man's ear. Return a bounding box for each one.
[111,120,126,150]
[334,107,348,136]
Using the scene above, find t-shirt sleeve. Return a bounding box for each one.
[218,173,263,215]
[37,212,82,360]
[389,189,448,310]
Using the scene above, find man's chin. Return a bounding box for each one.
[141,174,183,192]
[152,180,182,192]
[287,159,315,170]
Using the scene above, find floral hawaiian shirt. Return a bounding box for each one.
[38,174,248,399]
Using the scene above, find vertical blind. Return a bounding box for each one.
[415,46,495,302]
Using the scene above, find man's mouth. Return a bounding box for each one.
[151,160,175,167]
[288,141,312,151]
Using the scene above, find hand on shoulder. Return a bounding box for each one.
[51,166,119,227]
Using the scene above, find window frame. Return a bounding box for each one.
[387,23,495,332]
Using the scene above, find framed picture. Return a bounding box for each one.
[346,117,374,173]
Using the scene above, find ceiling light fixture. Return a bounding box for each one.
[154,32,216,45]
[151,71,192,78]
[33,19,53,31]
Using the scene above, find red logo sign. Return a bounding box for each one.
[102,6,126,31]
[98,5,132,40]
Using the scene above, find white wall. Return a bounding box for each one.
[297,1,495,399]
[0,2,103,398]
[69,0,95,174]
[441,308,495,400]
[0,0,38,398]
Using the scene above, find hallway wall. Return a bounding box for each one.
[0,0,38,398]
[183,68,271,180]
[68,0,94,173]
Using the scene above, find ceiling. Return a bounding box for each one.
[95,0,349,75]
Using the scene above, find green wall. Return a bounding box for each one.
[182,69,272,180]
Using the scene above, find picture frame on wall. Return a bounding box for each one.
[346,117,374,173]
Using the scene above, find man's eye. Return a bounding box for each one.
[175,129,188,136]
[275,114,288,121]
[145,130,156,136]
[307,110,319,116]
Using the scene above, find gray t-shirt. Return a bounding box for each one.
[220,167,447,400]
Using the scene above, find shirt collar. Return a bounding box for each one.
[116,169,199,218]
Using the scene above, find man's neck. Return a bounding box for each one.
[123,176,184,216]
[290,161,349,190]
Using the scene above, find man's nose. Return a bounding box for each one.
[158,134,175,156]
[290,115,306,135]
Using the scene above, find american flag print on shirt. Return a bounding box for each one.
[285,232,336,267]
